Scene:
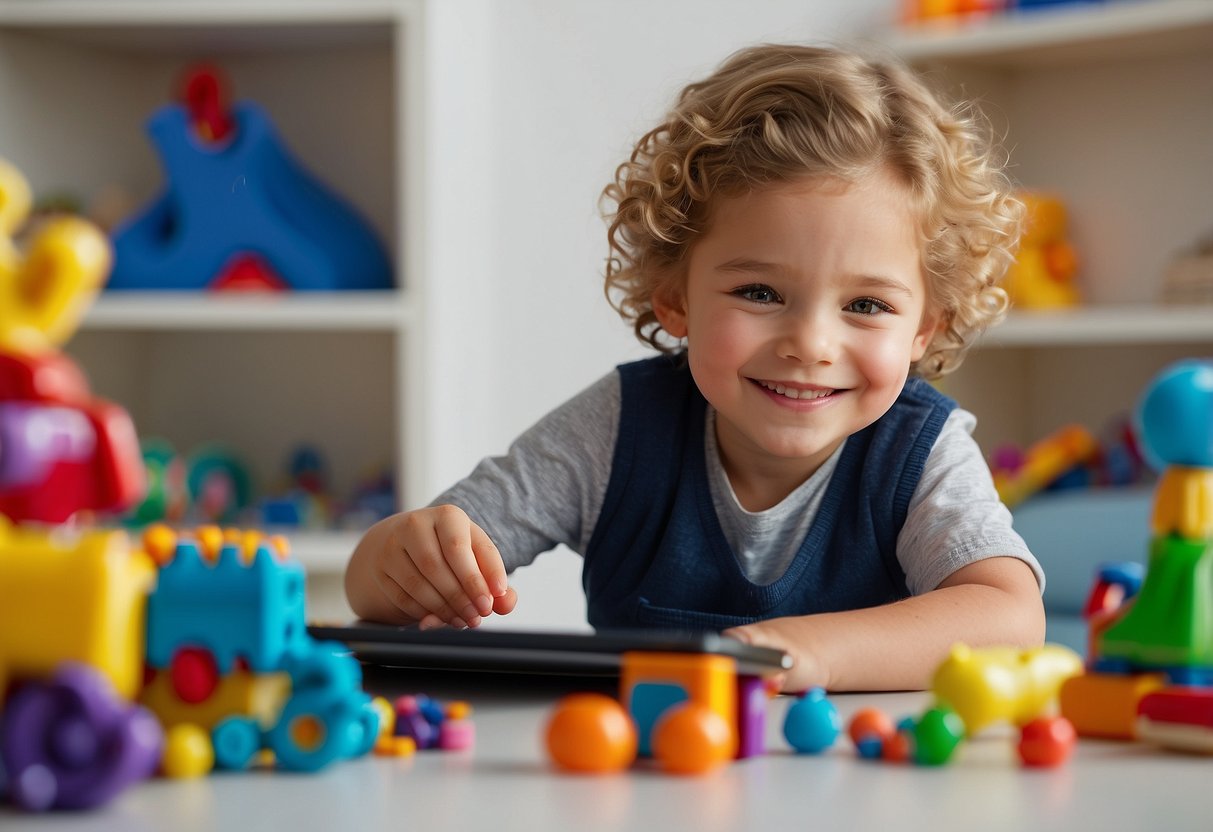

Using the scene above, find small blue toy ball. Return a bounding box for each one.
[782,687,841,754]
[1135,359,1213,469]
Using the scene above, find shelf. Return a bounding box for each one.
[880,0,1213,66]
[82,291,412,331]
[980,304,1213,347]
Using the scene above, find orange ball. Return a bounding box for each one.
[651,703,735,776]
[545,693,637,774]
[848,707,896,746]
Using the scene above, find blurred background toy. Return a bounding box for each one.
[1002,191,1081,310]
[185,443,253,526]
[108,63,392,292]
[125,438,188,526]
[1159,231,1213,306]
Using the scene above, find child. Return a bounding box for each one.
[346,44,1045,692]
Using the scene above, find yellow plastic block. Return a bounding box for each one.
[0,524,154,701]
[931,643,1084,736]
[1059,672,1167,739]
[1152,467,1213,540]
[621,651,737,756]
[141,668,290,730]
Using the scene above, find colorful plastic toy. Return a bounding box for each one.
[1017,715,1076,767]
[992,424,1099,508]
[1002,192,1081,310]
[931,643,1084,736]
[1061,359,1213,753]
[544,649,777,776]
[109,64,392,292]
[782,687,841,754]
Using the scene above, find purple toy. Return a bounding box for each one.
[0,663,163,811]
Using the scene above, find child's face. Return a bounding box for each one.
[654,169,938,483]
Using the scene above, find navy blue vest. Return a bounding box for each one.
[582,354,956,630]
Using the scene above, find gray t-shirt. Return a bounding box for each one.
[434,370,1043,595]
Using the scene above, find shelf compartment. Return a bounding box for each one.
[881,0,1213,66]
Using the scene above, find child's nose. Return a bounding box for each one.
[775,310,839,364]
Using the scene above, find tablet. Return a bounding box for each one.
[306,622,793,678]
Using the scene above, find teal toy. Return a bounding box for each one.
[109,66,392,292]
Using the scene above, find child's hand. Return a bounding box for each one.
[366,505,517,629]
[724,617,826,694]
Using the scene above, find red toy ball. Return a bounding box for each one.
[1018,716,1077,767]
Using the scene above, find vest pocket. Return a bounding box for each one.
[636,598,758,630]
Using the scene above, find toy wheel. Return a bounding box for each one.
[212,716,262,771]
[267,695,363,773]
[0,663,162,811]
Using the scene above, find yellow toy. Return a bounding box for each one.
[931,643,1084,736]
[0,157,111,355]
[1002,192,1080,310]
[0,518,155,701]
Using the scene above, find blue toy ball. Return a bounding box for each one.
[1135,359,1213,469]
[782,687,841,754]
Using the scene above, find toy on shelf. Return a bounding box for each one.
[991,424,1099,508]
[126,438,188,526]
[109,63,392,292]
[544,651,776,776]
[1060,359,1213,752]
[1002,192,1081,311]
[1160,231,1213,306]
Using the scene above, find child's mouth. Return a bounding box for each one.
[753,379,837,401]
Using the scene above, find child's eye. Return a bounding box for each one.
[846,297,894,315]
[731,284,782,304]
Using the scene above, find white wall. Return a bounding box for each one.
[423,0,896,629]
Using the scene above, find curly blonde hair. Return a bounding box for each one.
[603,44,1022,379]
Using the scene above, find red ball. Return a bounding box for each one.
[1018,716,1077,767]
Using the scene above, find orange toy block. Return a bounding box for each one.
[1059,672,1166,739]
[621,651,737,758]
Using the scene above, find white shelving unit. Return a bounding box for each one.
[878,0,1213,450]
[0,0,428,578]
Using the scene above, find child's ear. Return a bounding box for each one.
[910,307,942,362]
[652,286,688,339]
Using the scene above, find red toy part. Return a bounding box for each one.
[1017,716,1077,767]
[170,647,221,705]
[210,253,289,292]
[180,63,234,143]
[0,351,90,404]
[1137,687,1213,754]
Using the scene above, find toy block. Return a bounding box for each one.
[1136,686,1213,754]
[1151,467,1213,539]
[0,525,153,701]
[735,674,768,759]
[145,541,308,673]
[1098,535,1213,671]
[140,668,290,731]
[1059,672,1166,739]
[620,651,736,757]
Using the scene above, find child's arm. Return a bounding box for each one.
[345,505,517,628]
[726,555,1045,693]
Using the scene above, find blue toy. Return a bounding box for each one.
[1135,359,1213,470]
[109,68,392,292]
[782,687,841,754]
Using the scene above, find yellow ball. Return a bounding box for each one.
[162,723,215,779]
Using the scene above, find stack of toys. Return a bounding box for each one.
[1060,359,1213,752]
[0,159,383,813]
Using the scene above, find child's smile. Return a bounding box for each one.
[655,168,939,508]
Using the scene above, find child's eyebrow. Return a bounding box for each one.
[849,273,915,297]
[716,257,779,273]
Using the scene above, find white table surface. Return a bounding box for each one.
[3,667,1211,832]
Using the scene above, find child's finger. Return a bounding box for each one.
[373,570,440,624]
[469,522,510,600]
[384,550,468,628]
[491,586,518,616]
[431,509,495,620]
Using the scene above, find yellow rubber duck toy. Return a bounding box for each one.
[0,157,111,355]
[1003,192,1080,310]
